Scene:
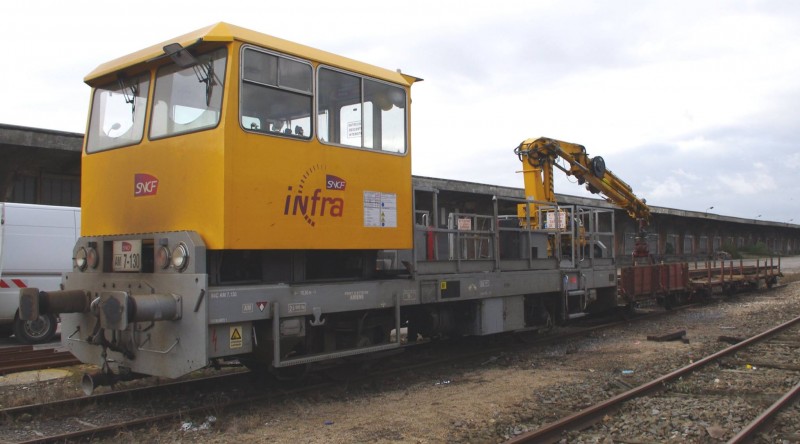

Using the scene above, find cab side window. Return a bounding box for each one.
[318,67,407,153]
[240,47,312,138]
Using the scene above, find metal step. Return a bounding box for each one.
[273,342,401,367]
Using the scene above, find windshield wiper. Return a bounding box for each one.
[117,75,139,120]
[193,59,216,106]
[163,43,218,106]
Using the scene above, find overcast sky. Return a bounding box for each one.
[2,1,798,223]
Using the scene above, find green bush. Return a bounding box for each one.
[740,242,771,257]
[720,242,740,259]
[718,241,773,259]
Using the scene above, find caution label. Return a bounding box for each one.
[230,326,243,349]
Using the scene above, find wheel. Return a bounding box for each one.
[538,308,554,332]
[239,356,269,374]
[722,284,735,297]
[13,312,58,344]
[621,302,636,320]
[767,276,778,289]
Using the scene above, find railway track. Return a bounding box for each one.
[0,304,693,443]
[0,370,254,443]
[506,312,800,443]
[2,286,785,443]
[0,345,79,376]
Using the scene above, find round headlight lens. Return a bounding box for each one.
[75,247,88,271]
[86,247,99,269]
[171,243,189,271]
[156,246,171,270]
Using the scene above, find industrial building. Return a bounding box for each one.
[1,122,798,264]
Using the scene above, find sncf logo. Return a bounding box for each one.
[134,173,159,197]
[121,241,133,252]
[326,175,347,191]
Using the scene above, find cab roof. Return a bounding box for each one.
[84,22,421,87]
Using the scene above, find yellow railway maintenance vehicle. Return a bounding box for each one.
[21,23,623,391]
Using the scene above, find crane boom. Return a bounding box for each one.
[514,137,652,259]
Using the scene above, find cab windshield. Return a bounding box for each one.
[151,48,227,139]
[85,48,228,153]
[85,73,150,153]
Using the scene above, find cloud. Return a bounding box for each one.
[642,176,685,200]
[672,169,700,182]
[674,136,720,155]
[1,0,799,222]
[715,164,778,196]
[788,153,800,170]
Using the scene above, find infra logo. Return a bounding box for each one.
[283,165,345,227]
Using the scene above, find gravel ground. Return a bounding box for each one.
[174,267,800,443]
[2,261,798,443]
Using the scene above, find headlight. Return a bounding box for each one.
[171,243,189,271]
[75,247,88,271]
[156,245,171,270]
[86,247,99,269]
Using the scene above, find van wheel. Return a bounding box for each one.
[13,312,58,344]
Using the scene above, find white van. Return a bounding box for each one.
[0,203,80,344]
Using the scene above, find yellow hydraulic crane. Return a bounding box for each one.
[514,137,652,259]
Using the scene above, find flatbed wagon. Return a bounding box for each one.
[619,258,782,304]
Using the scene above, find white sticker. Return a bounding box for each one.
[364,191,397,228]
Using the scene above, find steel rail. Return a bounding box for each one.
[14,377,336,444]
[0,347,80,375]
[5,307,680,443]
[16,383,330,444]
[0,345,35,354]
[0,301,717,443]
[506,313,800,444]
[0,356,81,375]
[727,380,800,443]
[0,370,248,419]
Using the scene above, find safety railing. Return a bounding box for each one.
[411,194,615,274]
